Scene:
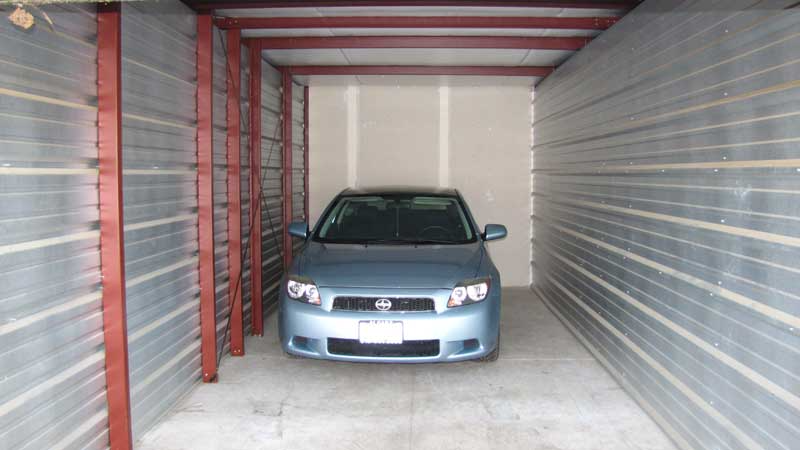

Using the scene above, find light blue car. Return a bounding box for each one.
[278,187,507,363]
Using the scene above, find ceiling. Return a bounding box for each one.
[186,1,640,86]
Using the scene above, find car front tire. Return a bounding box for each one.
[475,331,500,362]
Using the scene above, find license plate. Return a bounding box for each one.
[359,320,403,344]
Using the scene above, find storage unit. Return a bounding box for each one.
[0,1,797,449]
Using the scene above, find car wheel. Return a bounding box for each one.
[475,332,500,362]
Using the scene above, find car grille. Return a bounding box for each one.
[332,296,435,312]
[327,338,440,357]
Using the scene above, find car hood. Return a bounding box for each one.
[297,241,483,288]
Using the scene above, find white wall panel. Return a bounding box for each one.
[449,86,532,287]
[309,83,531,286]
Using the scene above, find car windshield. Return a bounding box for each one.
[314,194,476,245]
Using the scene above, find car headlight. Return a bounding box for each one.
[286,275,321,305]
[447,277,490,308]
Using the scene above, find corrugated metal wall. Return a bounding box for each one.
[0,5,109,449]
[261,63,285,312]
[120,1,200,439]
[212,27,230,354]
[291,82,306,255]
[240,44,253,333]
[531,2,800,450]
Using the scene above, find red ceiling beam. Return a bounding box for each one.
[282,69,293,268]
[192,1,638,11]
[255,35,588,50]
[96,3,133,449]
[226,29,245,357]
[287,65,553,77]
[215,16,618,30]
[249,45,264,337]
[196,13,219,382]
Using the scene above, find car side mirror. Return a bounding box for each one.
[288,222,309,239]
[483,224,507,241]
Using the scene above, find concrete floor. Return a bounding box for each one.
[138,288,676,450]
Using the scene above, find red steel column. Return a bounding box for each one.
[282,70,293,268]
[249,44,263,336]
[97,3,133,449]
[196,13,218,381]
[303,86,309,222]
[226,29,244,356]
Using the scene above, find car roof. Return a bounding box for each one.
[340,186,459,196]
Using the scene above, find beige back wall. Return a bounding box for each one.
[308,83,531,286]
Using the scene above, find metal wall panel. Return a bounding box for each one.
[212,27,230,353]
[532,2,800,450]
[291,82,306,255]
[120,1,200,439]
[240,44,253,335]
[261,62,284,312]
[0,5,109,449]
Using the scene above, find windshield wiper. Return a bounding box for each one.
[361,239,410,246]
[362,238,460,246]
[411,239,459,245]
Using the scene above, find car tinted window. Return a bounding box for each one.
[315,195,475,244]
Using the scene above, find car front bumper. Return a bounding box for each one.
[278,286,501,363]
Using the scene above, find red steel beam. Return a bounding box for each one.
[196,13,218,382]
[249,45,264,336]
[216,16,618,30]
[287,65,553,77]
[282,69,293,268]
[194,1,638,10]
[97,3,133,449]
[226,29,245,356]
[255,35,588,50]
[303,86,309,223]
